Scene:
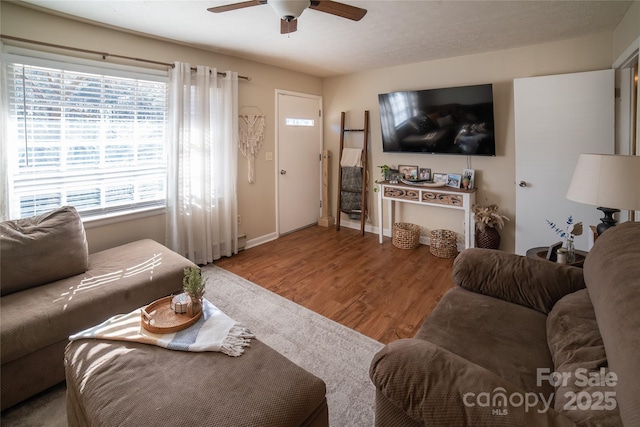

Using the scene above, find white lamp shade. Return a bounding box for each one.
[269,0,310,19]
[566,154,640,211]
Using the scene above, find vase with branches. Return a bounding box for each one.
[546,216,583,262]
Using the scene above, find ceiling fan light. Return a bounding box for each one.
[269,0,310,20]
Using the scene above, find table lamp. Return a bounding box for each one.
[566,153,640,235]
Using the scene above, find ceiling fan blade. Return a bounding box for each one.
[207,0,266,13]
[281,18,298,34]
[309,1,367,21]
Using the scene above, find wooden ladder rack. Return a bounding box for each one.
[336,110,369,235]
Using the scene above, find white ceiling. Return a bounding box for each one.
[16,0,635,78]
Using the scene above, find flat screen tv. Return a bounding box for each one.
[378,84,496,156]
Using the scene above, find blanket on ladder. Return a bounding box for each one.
[69,298,254,356]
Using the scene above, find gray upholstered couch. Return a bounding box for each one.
[1,206,196,410]
[370,221,640,426]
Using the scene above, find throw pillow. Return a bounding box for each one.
[1,206,89,295]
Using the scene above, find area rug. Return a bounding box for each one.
[202,265,384,426]
[2,265,384,427]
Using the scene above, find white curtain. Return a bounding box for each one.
[166,62,238,265]
[0,46,10,221]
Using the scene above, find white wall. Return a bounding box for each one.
[323,32,614,253]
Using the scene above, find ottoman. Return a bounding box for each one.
[64,338,328,426]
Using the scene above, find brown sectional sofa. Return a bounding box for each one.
[0,206,196,410]
[370,221,640,426]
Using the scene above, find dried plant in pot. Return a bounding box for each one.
[472,204,510,249]
[183,266,206,317]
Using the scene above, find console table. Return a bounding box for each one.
[377,181,477,249]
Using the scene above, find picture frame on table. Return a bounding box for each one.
[398,165,418,180]
[546,241,563,261]
[418,168,431,181]
[446,173,462,188]
[462,168,475,189]
[433,173,447,184]
[388,172,404,184]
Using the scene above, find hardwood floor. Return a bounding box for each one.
[215,225,456,344]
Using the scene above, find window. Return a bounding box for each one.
[285,117,315,127]
[2,51,168,220]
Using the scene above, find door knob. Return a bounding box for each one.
[519,181,527,187]
[280,170,287,175]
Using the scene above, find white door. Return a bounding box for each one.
[276,91,322,235]
[514,69,614,254]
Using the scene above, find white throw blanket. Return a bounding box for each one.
[340,148,363,167]
[69,298,254,356]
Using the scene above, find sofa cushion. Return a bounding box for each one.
[1,239,193,364]
[582,221,640,426]
[1,206,88,296]
[547,289,620,426]
[370,338,576,426]
[452,248,585,314]
[415,286,555,397]
[65,339,328,426]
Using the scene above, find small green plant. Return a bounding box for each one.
[378,165,391,180]
[183,266,206,300]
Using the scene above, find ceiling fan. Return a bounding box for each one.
[207,0,367,34]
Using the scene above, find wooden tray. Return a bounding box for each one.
[140,296,202,334]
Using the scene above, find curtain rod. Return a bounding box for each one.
[0,34,251,81]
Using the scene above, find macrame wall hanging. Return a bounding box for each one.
[238,112,266,183]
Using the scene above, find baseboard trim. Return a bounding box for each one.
[246,232,278,249]
[338,218,377,235]
[245,225,465,251]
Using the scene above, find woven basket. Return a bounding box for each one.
[430,229,458,258]
[475,227,501,250]
[392,223,421,249]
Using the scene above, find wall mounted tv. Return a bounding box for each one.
[378,84,496,156]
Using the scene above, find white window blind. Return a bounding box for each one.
[3,54,168,219]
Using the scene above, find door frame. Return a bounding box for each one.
[613,35,639,222]
[275,89,323,236]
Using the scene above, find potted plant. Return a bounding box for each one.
[378,165,391,181]
[183,266,206,317]
[472,203,510,249]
